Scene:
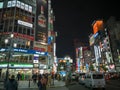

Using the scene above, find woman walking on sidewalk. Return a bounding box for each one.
[41,75,47,90]
[47,74,52,87]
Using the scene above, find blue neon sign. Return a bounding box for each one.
[0,48,48,56]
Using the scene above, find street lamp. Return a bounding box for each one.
[4,34,17,81]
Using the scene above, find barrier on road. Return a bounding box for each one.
[0,80,4,90]
[18,80,38,88]
[28,79,30,88]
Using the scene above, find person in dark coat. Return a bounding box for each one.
[37,77,42,90]
[17,72,21,81]
[5,75,18,90]
[32,73,38,84]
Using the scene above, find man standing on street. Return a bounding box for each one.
[5,75,18,90]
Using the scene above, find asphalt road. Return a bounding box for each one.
[67,81,120,90]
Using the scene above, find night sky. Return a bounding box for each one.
[51,0,120,60]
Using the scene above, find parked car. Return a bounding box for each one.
[78,75,85,85]
[71,73,77,81]
[84,72,106,90]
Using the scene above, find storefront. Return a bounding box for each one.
[0,48,49,80]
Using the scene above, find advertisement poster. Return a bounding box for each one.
[36,0,48,43]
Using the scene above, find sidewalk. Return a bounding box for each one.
[47,86,68,90]
[18,80,38,88]
[50,79,66,87]
[18,79,68,90]
[0,80,4,90]
[0,79,69,90]
[18,86,68,90]
[18,79,66,88]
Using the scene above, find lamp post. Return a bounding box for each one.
[4,34,17,81]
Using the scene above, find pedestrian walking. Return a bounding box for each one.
[37,78,42,90]
[38,74,42,80]
[41,75,47,90]
[57,73,60,81]
[21,73,25,80]
[17,72,21,81]
[32,73,38,84]
[47,74,52,87]
[5,75,18,90]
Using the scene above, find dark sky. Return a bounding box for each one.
[51,0,120,60]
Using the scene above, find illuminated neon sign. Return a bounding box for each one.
[0,48,48,56]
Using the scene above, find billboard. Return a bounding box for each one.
[33,41,47,52]
[89,34,95,46]
[36,0,48,43]
[93,20,103,34]
[7,0,32,13]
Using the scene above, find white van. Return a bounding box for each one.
[84,72,106,90]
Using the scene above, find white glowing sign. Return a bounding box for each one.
[18,20,33,28]
[7,0,32,12]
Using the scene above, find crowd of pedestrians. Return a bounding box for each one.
[32,73,53,90]
[37,75,47,90]
[2,72,62,90]
[105,72,120,81]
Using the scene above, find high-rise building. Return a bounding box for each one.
[0,0,56,78]
[0,0,37,77]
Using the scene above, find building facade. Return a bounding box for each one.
[0,0,55,79]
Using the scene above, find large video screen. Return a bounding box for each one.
[0,2,3,8]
